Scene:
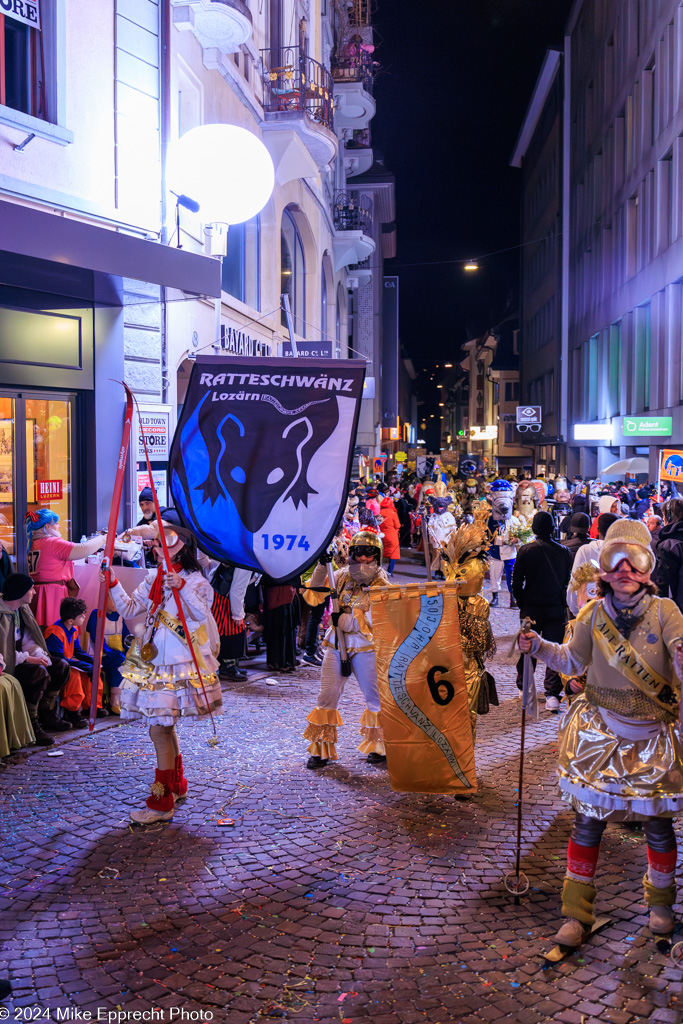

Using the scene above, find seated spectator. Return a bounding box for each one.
[0,652,35,756]
[44,597,105,728]
[0,573,70,745]
[85,592,129,715]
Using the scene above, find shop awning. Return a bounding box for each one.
[0,199,222,297]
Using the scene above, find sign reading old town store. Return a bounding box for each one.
[1,0,40,30]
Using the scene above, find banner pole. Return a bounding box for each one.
[657,447,663,500]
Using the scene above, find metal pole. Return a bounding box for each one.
[422,509,432,582]
[282,293,298,356]
[513,701,527,906]
[327,561,351,676]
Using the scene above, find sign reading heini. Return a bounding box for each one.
[623,416,672,437]
[169,357,366,580]
[1,0,40,29]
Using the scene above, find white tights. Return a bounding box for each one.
[316,648,381,712]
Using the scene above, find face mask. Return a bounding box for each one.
[349,561,377,583]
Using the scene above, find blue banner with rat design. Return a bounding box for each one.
[169,356,366,581]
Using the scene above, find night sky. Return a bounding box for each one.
[372,0,573,368]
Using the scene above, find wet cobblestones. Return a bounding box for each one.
[1,582,681,1022]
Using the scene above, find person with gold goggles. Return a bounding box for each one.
[303,510,396,770]
[519,519,683,948]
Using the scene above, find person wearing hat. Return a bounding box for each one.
[0,573,70,745]
[303,510,395,770]
[103,525,222,823]
[512,512,574,711]
[427,496,457,579]
[137,487,167,526]
[24,509,107,627]
[562,512,591,563]
[487,480,523,609]
[519,519,683,947]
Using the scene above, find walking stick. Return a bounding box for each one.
[505,616,537,903]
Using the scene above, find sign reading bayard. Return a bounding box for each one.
[169,357,366,581]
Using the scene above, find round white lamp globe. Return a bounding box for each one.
[168,123,275,225]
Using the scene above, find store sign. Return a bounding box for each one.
[516,405,542,424]
[574,423,613,441]
[1,0,40,30]
[623,416,672,437]
[500,412,516,423]
[469,425,497,440]
[137,470,168,508]
[36,479,62,501]
[373,455,387,474]
[283,341,333,358]
[661,450,683,481]
[221,324,272,357]
[137,407,171,461]
[395,451,407,462]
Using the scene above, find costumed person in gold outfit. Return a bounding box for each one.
[441,514,497,741]
[519,520,683,947]
[304,511,395,769]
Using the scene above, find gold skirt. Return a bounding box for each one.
[558,695,683,821]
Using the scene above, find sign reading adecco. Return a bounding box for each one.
[623,416,672,437]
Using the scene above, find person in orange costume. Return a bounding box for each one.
[379,489,401,576]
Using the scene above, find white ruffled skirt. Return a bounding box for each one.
[120,642,222,728]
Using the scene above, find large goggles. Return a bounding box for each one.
[599,543,654,574]
[351,545,379,559]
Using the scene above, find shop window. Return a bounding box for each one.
[0,2,52,122]
[222,215,260,310]
[0,393,73,571]
[281,208,305,336]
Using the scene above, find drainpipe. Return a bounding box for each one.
[160,0,171,404]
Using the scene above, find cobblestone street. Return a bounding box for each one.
[1,579,681,1024]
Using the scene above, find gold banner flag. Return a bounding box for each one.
[369,581,476,795]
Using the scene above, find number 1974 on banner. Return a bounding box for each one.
[261,534,310,551]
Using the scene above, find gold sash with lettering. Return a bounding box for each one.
[592,604,678,714]
[157,609,208,669]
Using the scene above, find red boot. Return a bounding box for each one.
[130,769,175,824]
[172,754,188,801]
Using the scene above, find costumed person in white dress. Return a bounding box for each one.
[427,496,456,579]
[105,525,222,823]
[304,512,394,769]
[487,479,522,609]
[519,520,683,946]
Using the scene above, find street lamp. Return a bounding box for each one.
[463,261,479,272]
[168,123,275,348]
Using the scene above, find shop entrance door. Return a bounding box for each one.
[0,392,77,573]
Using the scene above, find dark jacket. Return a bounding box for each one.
[652,520,683,611]
[512,538,573,618]
[562,533,591,562]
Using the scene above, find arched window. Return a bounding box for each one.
[222,215,260,310]
[281,208,305,337]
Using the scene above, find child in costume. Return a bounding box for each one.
[45,597,105,727]
[304,511,395,769]
[105,525,222,823]
[25,510,106,627]
[427,496,456,579]
[519,520,683,945]
[85,593,129,715]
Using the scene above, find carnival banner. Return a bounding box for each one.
[369,581,476,795]
[169,356,366,580]
[660,449,683,481]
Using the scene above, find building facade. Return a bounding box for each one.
[511,48,566,477]
[516,1,683,481]
[0,0,395,571]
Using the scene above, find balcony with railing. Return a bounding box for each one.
[343,126,373,177]
[259,46,338,169]
[332,47,376,130]
[332,192,375,271]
